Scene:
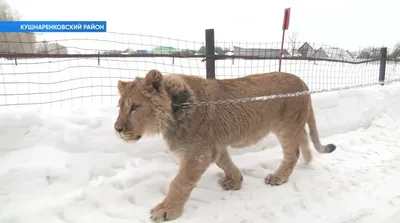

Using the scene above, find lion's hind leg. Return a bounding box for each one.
[265,129,301,186]
[215,147,243,190]
[299,129,312,163]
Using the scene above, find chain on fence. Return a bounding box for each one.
[0,31,399,108]
[174,78,400,108]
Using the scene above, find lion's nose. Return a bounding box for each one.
[114,123,124,133]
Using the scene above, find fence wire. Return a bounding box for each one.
[0,32,399,108]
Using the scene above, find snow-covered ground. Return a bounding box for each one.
[1,57,400,223]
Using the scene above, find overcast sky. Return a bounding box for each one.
[7,0,400,51]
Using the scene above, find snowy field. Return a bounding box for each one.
[1,57,400,223]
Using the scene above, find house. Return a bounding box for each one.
[297,43,329,59]
[311,48,329,58]
[122,48,136,54]
[151,46,177,54]
[347,51,358,59]
[195,46,224,55]
[102,50,123,55]
[136,50,148,54]
[289,49,302,57]
[170,49,196,56]
[298,42,314,57]
[322,47,354,61]
[233,46,290,58]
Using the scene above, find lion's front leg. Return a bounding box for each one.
[150,153,212,222]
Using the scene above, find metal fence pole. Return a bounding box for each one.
[379,47,387,86]
[205,29,216,79]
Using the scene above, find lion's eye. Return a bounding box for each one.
[131,104,139,111]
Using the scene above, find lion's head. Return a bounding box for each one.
[114,69,195,142]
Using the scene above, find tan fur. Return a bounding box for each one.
[114,69,336,222]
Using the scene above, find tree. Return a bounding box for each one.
[357,46,381,60]
[287,32,298,57]
[390,42,400,59]
[0,0,37,55]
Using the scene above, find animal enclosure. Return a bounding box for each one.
[0,29,399,108]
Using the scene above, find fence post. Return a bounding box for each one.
[379,47,387,86]
[205,29,216,79]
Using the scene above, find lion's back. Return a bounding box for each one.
[175,72,312,147]
[179,72,309,101]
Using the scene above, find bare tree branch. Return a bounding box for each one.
[287,32,298,56]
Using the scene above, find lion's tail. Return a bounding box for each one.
[307,104,336,153]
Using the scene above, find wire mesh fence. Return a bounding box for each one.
[0,30,399,108]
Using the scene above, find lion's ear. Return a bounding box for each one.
[145,69,163,93]
[118,80,127,92]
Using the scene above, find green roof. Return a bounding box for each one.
[197,46,224,54]
[151,46,177,54]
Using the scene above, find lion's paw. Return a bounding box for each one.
[150,201,183,223]
[264,173,288,186]
[219,174,243,190]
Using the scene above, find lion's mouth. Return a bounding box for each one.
[117,132,142,141]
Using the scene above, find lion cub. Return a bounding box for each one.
[114,69,336,222]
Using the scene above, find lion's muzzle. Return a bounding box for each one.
[114,119,142,141]
[114,120,125,133]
